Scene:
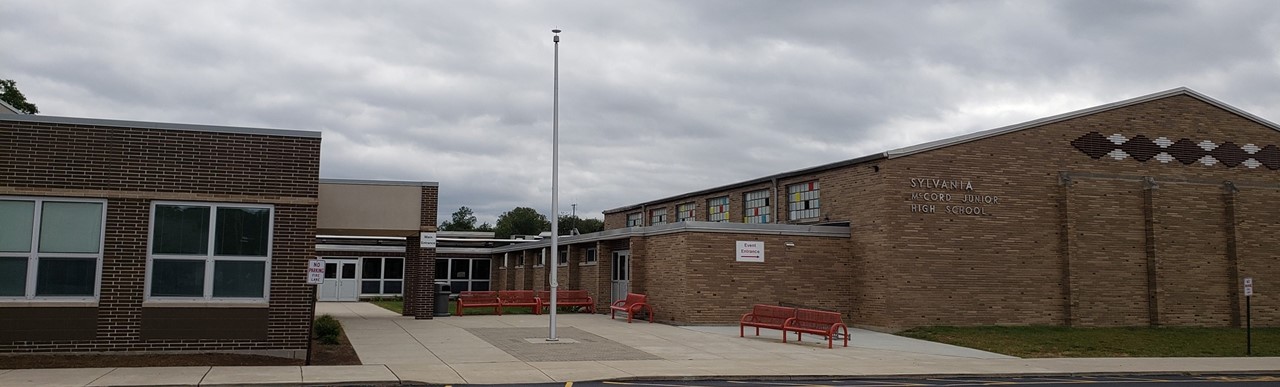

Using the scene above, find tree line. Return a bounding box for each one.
[439,206,604,238]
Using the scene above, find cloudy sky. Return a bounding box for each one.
[3,1,1279,225]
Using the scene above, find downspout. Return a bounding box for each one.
[771,177,779,224]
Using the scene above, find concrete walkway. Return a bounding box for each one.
[2,302,1278,386]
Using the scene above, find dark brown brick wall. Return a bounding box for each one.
[0,120,319,355]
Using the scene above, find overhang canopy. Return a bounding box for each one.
[317,179,436,237]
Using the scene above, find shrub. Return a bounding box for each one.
[314,314,342,345]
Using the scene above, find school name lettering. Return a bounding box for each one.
[907,178,999,216]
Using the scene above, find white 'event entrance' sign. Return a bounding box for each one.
[736,241,764,262]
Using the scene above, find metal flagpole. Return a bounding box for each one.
[548,28,561,341]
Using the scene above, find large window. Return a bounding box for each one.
[649,208,667,225]
[147,202,273,301]
[361,257,404,295]
[0,197,106,300]
[626,212,642,227]
[744,190,771,224]
[435,258,491,293]
[787,181,821,221]
[676,203,696,222]
[707,197,729,222]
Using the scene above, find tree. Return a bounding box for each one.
[439,206,478,231]
[557,214,604,235]
[476,222,494,232]
[0,79,39,114]
[493,207,550,238]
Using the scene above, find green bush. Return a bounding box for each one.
[314,314,342,345]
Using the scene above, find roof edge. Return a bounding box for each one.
[0,99,21,114]
[603,153,885,214]
[885,87,1280,159]
[0,114,322,138]
[320,178,439,187]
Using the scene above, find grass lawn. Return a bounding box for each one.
[369,299,560,315]
[899,326,1280,357]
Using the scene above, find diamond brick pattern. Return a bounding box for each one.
[1072,131,1280,170]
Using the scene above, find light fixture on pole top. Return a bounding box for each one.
[547,28,561,341]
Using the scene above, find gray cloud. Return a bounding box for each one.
[3,0,1278,225]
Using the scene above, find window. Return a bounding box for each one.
[744,190,771,224]
[360,257,404,295]
[558,249,568,266]
[585,248,597,263]
[147,202,272,301]
[676,203,696,222]
[0,197,106,300]
[650,208,667,225]
[626,212,642,227]
[536,249,546,267]
[787,181,821,221]
[436,258,491,293]
[707,197,729,222]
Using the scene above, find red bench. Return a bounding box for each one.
[455,291,501,316]
[498,290,542,315]
[740,304,796,338]
[610,292,653,323]
[782,308,849,349]
[536,289,595,313]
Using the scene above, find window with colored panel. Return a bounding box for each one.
[787,181,821,221]
[676,203,696,222]
[743,190,771,224]
[707,197,729,222]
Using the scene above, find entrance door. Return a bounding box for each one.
[611,250,630,304]
[319,259,359,301]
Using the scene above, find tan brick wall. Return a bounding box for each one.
[632,232,852,324]
[878,94,1280,328]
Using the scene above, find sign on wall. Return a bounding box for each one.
[307,259,326,285]
[1244,277,1254,297]
[421,232,437,248]
[736,241,764,262]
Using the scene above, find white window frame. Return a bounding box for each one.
[144,201,274,304]
[0,196,107,303]
[584,247,598,265]
[626,212,642,227]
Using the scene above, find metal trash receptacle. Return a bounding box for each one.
[433,283,451,317]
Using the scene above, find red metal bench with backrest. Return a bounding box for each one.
[740,304,796,338]
[609,292,653,323]
[456,291,501,316]
[498,290,542,315]
[536,289,595,313]
[782,308,849,348]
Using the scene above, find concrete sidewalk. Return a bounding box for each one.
[2,302,1278,386]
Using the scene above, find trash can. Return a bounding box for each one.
[433,283,451,317]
